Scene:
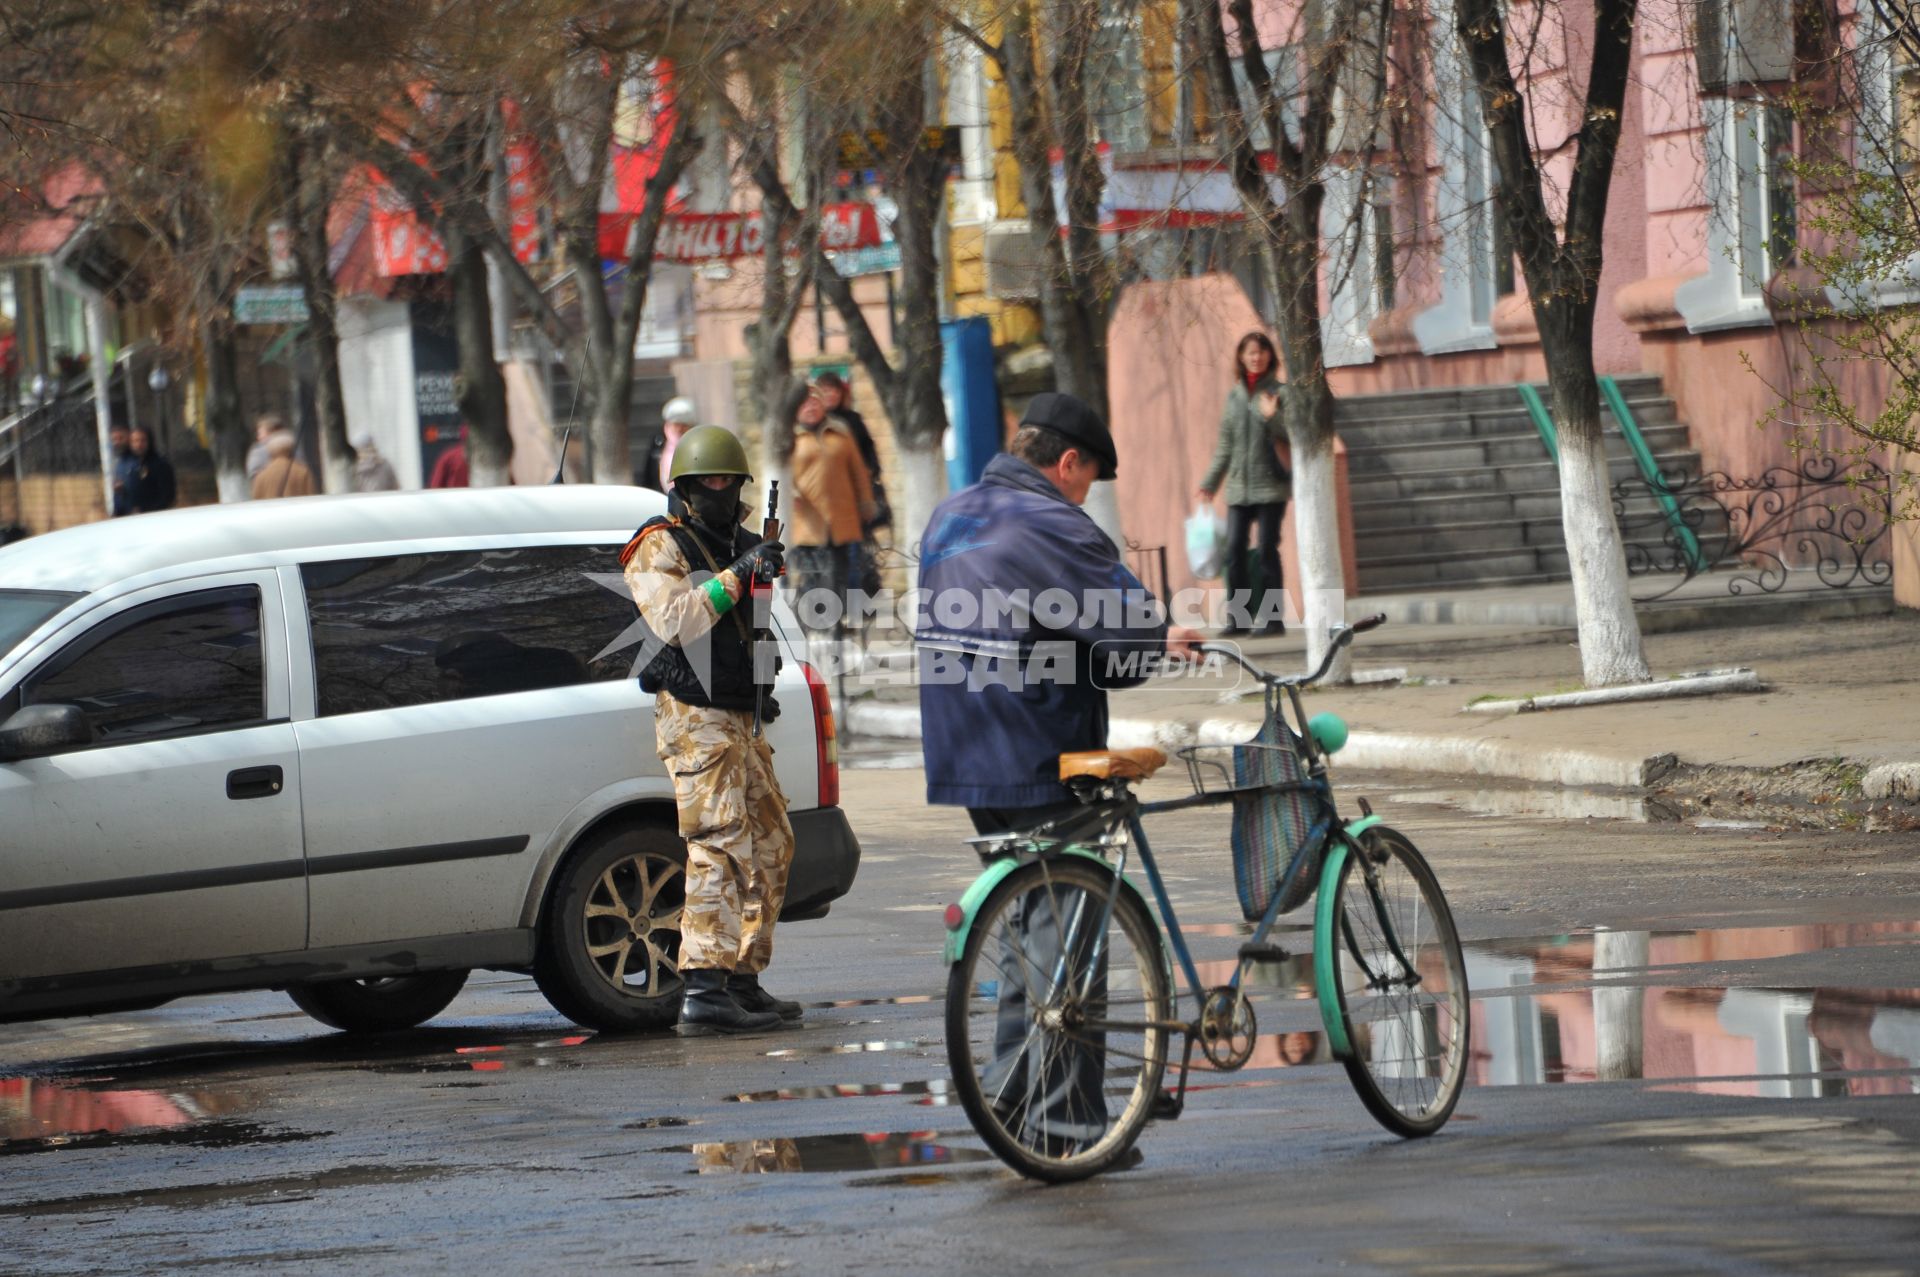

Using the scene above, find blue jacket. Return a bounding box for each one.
[915,453,1171,809]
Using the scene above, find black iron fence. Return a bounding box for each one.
[1613,456,1895,600]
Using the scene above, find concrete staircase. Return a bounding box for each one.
[1337,374,1702,592]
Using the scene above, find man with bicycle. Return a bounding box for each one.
[915,392,1201,1149]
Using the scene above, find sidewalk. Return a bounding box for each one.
[840,580,1920,804]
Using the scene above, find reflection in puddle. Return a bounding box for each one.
[765,1040,930,1059]
[671,1131,995,1173]
[0,1078,251,1146]
[1464,927,1920,1097]
[385,1035,593,1075]
[810,995,939,1008]
[728,1080,956,1105]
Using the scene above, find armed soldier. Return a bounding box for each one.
[620,425,800,1036]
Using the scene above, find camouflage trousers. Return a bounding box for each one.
[656,693,794,974]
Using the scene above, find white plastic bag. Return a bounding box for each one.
[1185,503,1227,579]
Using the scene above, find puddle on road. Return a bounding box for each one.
[666,1130,995,1174]
[760,1036,925,1052]
[728,1079,957,1105]
[381,1034,595,1075]
[809,995,940,1009]
[0,1077,321,1154]
[1463,928,1920,1095]
[1388,784,1666,823]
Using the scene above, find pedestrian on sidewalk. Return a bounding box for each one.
[620,425,800,1037]
[252,430,316,500]
[916,391,1202,1150]
[812,370,889,603]
[1197,331,1291,636]
[125,427,177,514]
[350,432,401,493]
[642,397,699,494]
[245,414,284,482]
[786,381,876,635]
[108,422,137,517]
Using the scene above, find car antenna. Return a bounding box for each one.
[550,422,573,485]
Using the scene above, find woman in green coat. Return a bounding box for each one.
[1196,331,1291,635]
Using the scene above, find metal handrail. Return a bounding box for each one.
[1598,374,1707,573]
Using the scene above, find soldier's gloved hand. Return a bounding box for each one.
[730,539,785,585]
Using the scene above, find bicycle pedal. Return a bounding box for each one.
[1149,1091,1182,1121]
[1237,942,1292,964]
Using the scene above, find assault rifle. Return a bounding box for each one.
[752,480,781,738]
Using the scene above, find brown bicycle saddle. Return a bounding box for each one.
[1057,747,1169,782]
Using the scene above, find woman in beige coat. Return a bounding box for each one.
[786,382,876,631]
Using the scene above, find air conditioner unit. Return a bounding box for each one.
[982,220,1047,300]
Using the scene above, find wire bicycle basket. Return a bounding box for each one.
[1177,717,1320,921]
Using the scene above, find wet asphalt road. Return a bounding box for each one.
[5,762,1920,1275]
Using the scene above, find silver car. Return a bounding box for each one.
[0,486,858,1033]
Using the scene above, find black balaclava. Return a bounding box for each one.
[676,476,745,539]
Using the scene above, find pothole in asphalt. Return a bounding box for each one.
[662,1131,996,1174]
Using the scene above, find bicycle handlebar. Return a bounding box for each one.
[1195,612,1386,687]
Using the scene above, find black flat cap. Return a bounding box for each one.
[1021,391,1117,480]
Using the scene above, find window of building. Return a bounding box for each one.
[1373,182,1398,311]
[1087,2,1151,153]
[19,587,265,747]
[1229,46,1304,151]
[1733,102,1796,296]
[1895,42,1920,170]
[302,545,639,718]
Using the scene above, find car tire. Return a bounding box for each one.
[534,821,688,1033]
[287,970,470,1033]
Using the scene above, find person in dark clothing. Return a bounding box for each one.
[125,427,176,514]
[916,392,1201,1154]
[1197,331,1290,635]
[108,423,138,517]
[810,371,889,534]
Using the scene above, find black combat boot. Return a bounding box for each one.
[676,968,782,1037]
[728,972,803,1023]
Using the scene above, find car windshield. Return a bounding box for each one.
[0,589,81,662]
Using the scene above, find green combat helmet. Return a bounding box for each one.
[669,425,752,482]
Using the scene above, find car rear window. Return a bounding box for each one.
[0,589,80,664]
[301,545,639,717]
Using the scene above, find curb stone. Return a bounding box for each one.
[845,702,1658,790]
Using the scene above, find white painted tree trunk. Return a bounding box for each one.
[590,400,629,486]
[1291,431,1351,683]
[1557,427,1651,686]
[216,467,250,504]
[468,455,512,488]
[1083,481,1125,552]
[892,440,947,565]
[317,437,353,497]
[1591,928,1649,1081]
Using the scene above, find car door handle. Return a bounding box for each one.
[227,765,284,800]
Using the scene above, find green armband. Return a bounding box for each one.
[702,574,737,615]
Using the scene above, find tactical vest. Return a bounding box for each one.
[628,515,780,719]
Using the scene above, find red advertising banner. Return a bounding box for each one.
[648,203,881,264]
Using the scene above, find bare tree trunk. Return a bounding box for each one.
[448,226,511,487]
[285,123,353,494]
[1591,928,1648,1080]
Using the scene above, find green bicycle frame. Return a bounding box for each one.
[1314,813,1384,1059]
[942,846,1157,966]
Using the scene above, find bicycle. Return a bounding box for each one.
[940,617,1470,1181]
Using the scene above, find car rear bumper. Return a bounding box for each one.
[780,805,861,921]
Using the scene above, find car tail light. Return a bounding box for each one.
[801,660,838,808]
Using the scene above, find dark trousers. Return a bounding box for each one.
[968,803,1109,1146]
[1225,502,1285,628]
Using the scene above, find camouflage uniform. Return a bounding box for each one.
[625,528,795,975]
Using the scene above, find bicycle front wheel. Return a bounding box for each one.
[945,856,1172,1182]
[1320,827,1469,1137]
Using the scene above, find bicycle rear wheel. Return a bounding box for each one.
[945,856,1172,1182]
[1319,827,1468,1137]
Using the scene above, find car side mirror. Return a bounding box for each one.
[0,703,94,761]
